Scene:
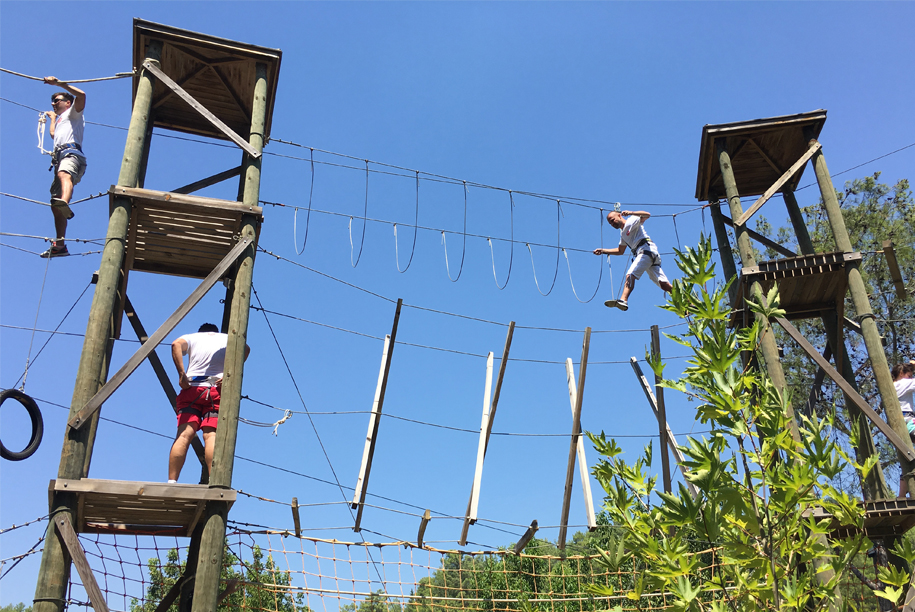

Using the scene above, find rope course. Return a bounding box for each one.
[0,67,134,83]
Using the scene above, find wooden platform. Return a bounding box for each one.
[696,110,827,202]
[730,251,860,326]
[133,19,282,142]
[814,498,915,539]
[50,479,236,536]
[111,185,262,280]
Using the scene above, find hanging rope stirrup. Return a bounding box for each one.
[1,389,44,461]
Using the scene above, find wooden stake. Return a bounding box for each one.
[55,514,110,612]
[558,327,590,550]
[734,141,821,227]
[353,299,403,531]
[417,509,431,548]
[291,497,301,538]
[513,520,538,554]
[565,359,596,531]
[883,240,907,300]
[651,326,672,495]
[461,352,494,545]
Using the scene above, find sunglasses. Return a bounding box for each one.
[53,98,67,104]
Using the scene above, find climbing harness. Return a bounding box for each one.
[486,190,514,290]
[293,148,316,255]
[442,181,468,282]
[393,171,420,273]
[526,200,562,296]
[1,389,44,461]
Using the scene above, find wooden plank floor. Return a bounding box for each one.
[50,479,235,536]
[813,498,915,539]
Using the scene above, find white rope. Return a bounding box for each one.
[37,113,52,156]
[272,410,292,436]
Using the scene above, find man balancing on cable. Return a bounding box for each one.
[41,76,87,258]
[168,323,250,483]
[593,209,672,311]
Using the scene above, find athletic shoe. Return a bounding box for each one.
[616,299,629,311]
[50,198,75,220]
[40,243,69,258]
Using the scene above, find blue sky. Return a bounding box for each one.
[2,1,914,607]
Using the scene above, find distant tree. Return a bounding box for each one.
[0,604,33,612]
[341,590,403,612]
[130,543,304,612]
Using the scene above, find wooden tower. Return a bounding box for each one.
[696,110,915,523]
[32,20,281,612]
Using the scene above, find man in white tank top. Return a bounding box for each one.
[41,76,88,258]
[168,323,250,482]
[593,210,673,311]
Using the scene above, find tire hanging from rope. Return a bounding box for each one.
[293,148,316,255]
[394,171,420,273]
[442,181,468,282]
[486,190,514,290]
[526,200,561,296]
[0,389,43,461]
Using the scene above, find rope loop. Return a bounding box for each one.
[394,170,419,273]
[563,206,605,303]
[293,148,316,256]
[486,190,514,290]
[349,160,370,267]
[526,200,561,296]
[441,181,468,282]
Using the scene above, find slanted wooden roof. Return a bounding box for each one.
[695,110,827,202]
[132,19,282,142]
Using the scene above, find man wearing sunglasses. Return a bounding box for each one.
[42,76,87,258]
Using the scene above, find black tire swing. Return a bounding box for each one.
[1,388,44,461]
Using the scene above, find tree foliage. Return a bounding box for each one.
[586,236,875,611]
[129,543,304,612]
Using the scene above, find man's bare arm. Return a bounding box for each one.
[621,210,650,220]
[171,338,190,389]
[44,77,86,113]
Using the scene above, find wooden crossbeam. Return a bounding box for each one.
[775,317,915,461]
[68,237,252,429]
[734,141,822,228]
[352,299,403,531]
[55,514,110,612]
[291,497,301,537]
[630,358,699,498]
[883,240,908,300]
[417,509,431,548]
[559,328,590,550]
[513,520,539,554]
[173,166,243,195]
[715,212,797,258]
[123,296,207,471]
[565,358,597,530]
[142,60,260,159]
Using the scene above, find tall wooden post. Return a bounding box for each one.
[803,133,915,496]
[709,202,739,307]
[783,190,891,500]
[32,40,162,612]
[191,62,267,612]
[650,326,672,494]
[716,139,800,443]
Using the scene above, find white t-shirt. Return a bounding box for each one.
[897,377,915,416]
[619,216,649,252]
[180,332,228,384]
[54,107,86,158]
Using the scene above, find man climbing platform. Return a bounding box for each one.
[42,76,87,258]
[593,209,672,311]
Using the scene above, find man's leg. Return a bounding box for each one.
[621,275,635,301]
[169,423,199,481]
[54,171,74,240]
[201,427,216,475]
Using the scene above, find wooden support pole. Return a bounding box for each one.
[291,497,301,538]
[192,61,267,612]
[805,130,914,496]
[33,40,163,612]
[417,509,431,548]
[716,138,800,444]
[513,520,539,554]
[733,141,821,227]
[68,236,252,429]
[352,299,403,531]
[783,189,890,500]
[883,240,907,300]
[651,326,672,495]
[630,358,699,499]
[708,203,739,308]
[54,514,110,612]
[558,327,590,550]
[565,359,597,531]
[460,352,494,546]
[173,166,243,195]
[714,210,797,258]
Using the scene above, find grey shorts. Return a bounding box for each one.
[50,155,87,197]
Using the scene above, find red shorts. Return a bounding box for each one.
[176,386,220,430]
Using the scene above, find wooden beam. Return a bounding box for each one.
[417,509,431,548]
[173,166,243,195]
[54,514,110,612]
[805,344,832,418]
[352,299,403,531]
[217,580,240,604]
[461,352,494,546]
[152,63,210,110]
[291,497,301,538]
[559,328,590,550]
[746,137,784,175]
[513,520,538,554]
[716,212,797,258]
[651,326,672,495]
[734,141,822,228]
[565,358,597,531]
[630,358,700,498]
[123,296,207,471]
[775,317,915,461]
[883,240,908,300]
[68,237,252,429]
[141,60,260,159]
